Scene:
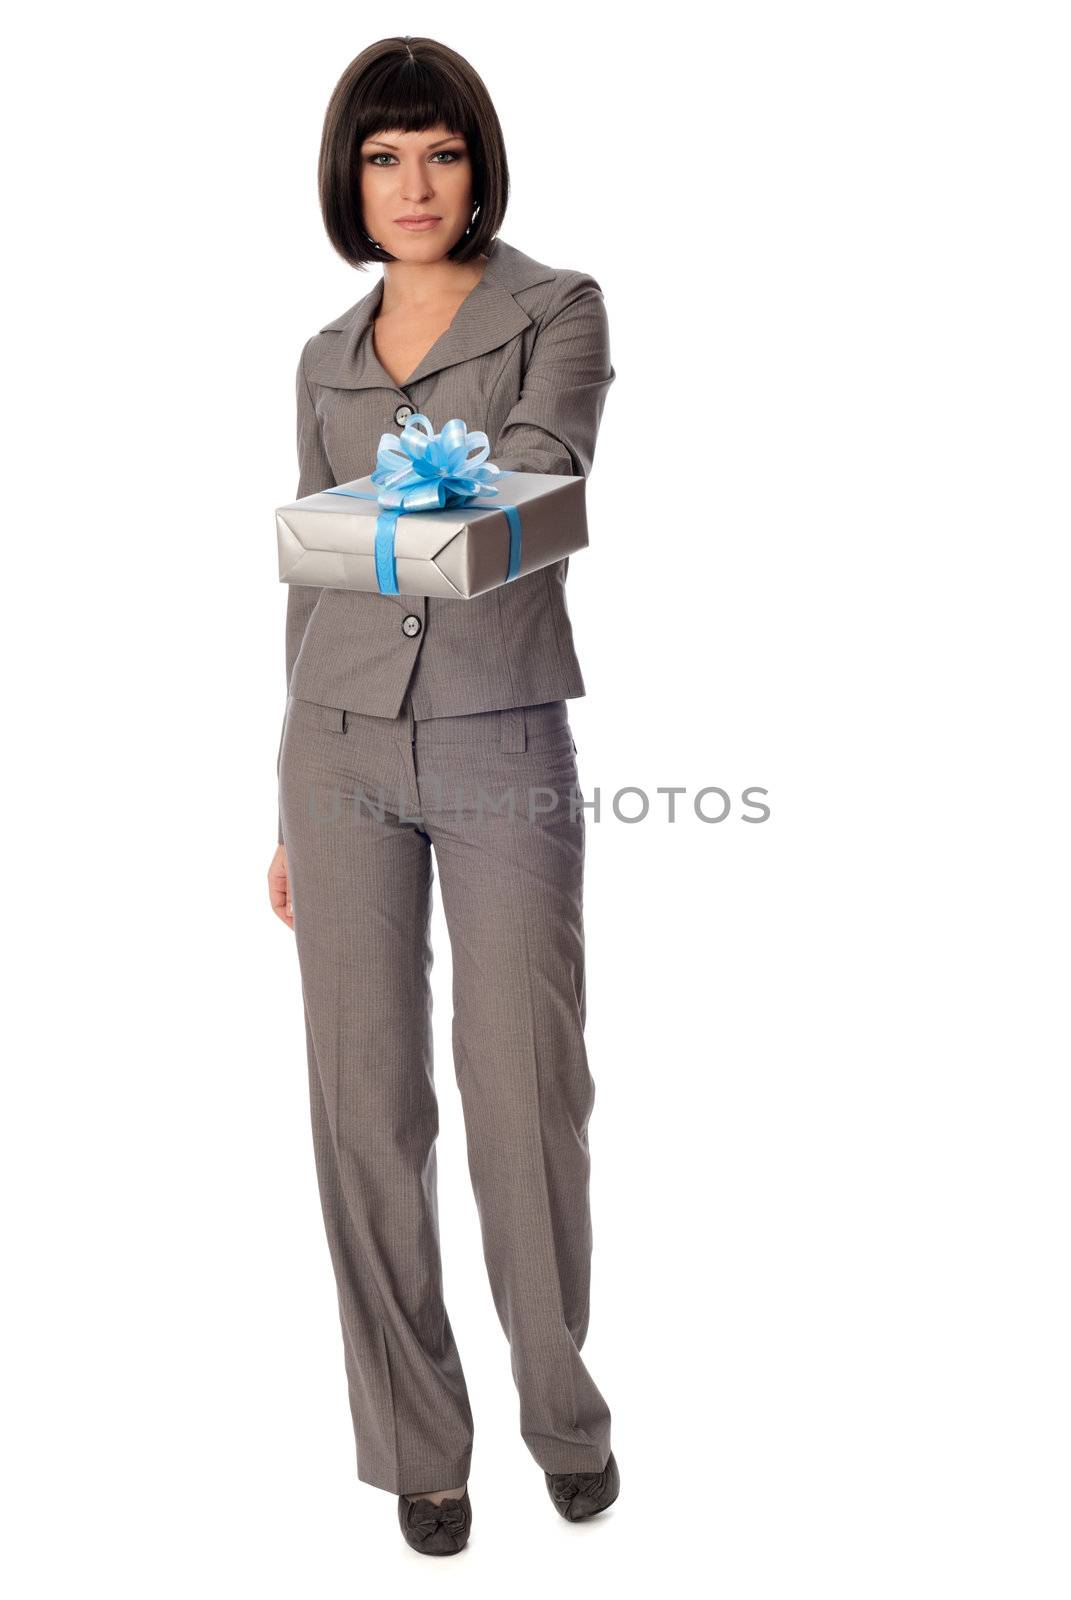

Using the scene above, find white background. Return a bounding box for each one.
[4,3,1068,1594]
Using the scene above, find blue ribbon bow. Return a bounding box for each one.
[323,414,523,595]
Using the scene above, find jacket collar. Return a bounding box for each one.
[305,236,557,392]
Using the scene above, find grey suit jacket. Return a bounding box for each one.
[283,235,615,725]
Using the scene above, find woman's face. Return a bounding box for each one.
[359,124,475,260]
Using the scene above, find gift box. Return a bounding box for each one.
[276,414,588,599]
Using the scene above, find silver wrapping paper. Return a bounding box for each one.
[276,471,587,599]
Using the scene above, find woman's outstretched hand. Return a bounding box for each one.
[268,843,294,929]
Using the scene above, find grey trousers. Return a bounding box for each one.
[278,690,612,1495]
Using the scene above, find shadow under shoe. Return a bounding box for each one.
[397,1488,472,1555]
[545,1450,620,1521]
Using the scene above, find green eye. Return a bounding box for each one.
[365,150,464,166]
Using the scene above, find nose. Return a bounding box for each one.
[400,159,433,202]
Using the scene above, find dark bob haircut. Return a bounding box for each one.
[318,35,510,269]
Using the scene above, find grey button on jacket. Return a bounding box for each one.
[283,236,615,724]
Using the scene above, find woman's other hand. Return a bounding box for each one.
[268,844,294,928]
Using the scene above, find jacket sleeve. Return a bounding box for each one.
[278,338,336,846]
[489,271,615,478]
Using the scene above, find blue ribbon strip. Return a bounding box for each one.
[322,414,523,595]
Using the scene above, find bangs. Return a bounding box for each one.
[357,57,476,147]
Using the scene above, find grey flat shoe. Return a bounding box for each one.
[545,1450,620,1521]
[397,1488,472,1555]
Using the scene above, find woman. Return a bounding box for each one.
[268,35,619,1556]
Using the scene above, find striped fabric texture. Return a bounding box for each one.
[279,692,613,1493]
[277,236,616,845]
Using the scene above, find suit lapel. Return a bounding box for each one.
[305,237,557,392]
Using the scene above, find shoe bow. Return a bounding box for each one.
[406,1496,468,1541]
[551,1470,605,1508]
